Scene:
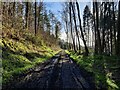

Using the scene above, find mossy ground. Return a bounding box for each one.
[1,28,61,85]
[65,50,120,90]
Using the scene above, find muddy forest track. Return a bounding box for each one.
[3,51,93,90]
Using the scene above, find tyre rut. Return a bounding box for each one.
[3,51,91,90]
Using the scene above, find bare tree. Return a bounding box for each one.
[76,2,89,56]
[69,2,76,52]
[71,2,81,53]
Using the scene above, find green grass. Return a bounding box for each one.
[1,31,60,84]
[2,55,50,84]
[65,50,120,90]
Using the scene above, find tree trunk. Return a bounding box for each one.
[25,2,29,30]
[71,2,81,53]
[69,2,76,52]
[102,3,107,54]
[108,3,112,55]
[93,2,98,54]
[12,2,15,28]
[116,1,120,56]
[112,2,116,55]
[76,2,89,56]
[95,2,102,54]
[35,1,37,35]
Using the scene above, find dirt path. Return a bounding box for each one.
[3,51,94,90]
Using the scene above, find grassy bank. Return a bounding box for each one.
[1,27,61,85]
[65,50,120,90]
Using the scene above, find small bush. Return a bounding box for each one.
[24,33,42,46]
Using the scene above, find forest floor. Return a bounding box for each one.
[1,27,60,88]
[1,27,120,90]
[2,51,95,90]
[66,50,120,90]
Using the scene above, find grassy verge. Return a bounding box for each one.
[65,50,120,90]
[1,28,61,85]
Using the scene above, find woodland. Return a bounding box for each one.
[1,1,120,89]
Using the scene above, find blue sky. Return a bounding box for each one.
[45,2,92,22]
[44,2,92,44]
[45,2,62,21]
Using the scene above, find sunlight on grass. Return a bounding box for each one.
[2,36,60,84]
[65,50,70,54]
[66,50,120,89]
[107,77,119,89]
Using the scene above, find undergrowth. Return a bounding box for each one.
[1,27,61,85]
[65,50,120,90]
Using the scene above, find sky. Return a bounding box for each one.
[45,2,92,23]
[45,2,92,46]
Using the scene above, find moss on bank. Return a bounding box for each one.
[1,28,61,85]
[65,50,120,90]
